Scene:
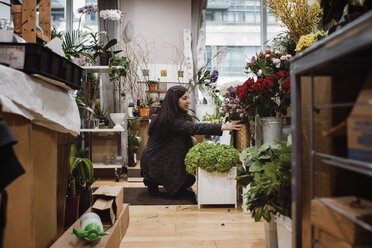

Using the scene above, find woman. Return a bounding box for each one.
[140,86,241,197]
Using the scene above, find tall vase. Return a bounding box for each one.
[261,117,283,145]
[236,123,251,151]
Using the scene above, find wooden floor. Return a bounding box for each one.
[92,166,265,248]
[120,205,265,248]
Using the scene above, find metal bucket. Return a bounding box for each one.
[261,117,283,145]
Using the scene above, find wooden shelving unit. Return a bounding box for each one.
[291,10,372,248]
[20,0,51,43]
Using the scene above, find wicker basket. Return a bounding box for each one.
[236,123,251,151]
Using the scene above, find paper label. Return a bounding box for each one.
[0,45,25,69]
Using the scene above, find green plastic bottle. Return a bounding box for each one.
[73,213,107,241]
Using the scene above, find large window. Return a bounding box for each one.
[205,46,261,77]
[206,0,277,24]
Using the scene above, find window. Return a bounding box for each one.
[205,46,261,77]
[207,0,261,23]
[51,0,66,32]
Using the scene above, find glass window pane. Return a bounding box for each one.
[73,0,98,33]
[51,0,66,32]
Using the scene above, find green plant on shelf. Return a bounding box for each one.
[94,104,110,126]
[68,145,94,197]
[109,52,130,99]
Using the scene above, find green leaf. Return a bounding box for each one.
[248,161,263,172]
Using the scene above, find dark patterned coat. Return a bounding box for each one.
[140,118,223,195]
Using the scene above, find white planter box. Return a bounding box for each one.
[197,167,237,208]
[276,215,292,248]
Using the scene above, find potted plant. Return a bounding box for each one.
[94,104,110,127]
[238,136,292,247]
[138,97,154,117]
[147,80,158,91]
[65,144,94,229]
[185,142,240,208]
[86,31,121,65]
[108,52,130,104]
[127,124,142,167]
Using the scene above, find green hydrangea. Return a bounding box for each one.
[185,142,239,174]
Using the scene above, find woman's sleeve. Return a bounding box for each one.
[173,119,223,136]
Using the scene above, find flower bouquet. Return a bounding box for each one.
[239,49,292,119]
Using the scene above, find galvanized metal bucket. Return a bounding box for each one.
[261,117,284,145]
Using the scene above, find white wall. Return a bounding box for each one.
[121,0,192,64]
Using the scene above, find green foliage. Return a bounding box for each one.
[268,32,297,56]
[147,80,158,85]
[185,142,239,175]
[86,32,121,61]
[241,136,292,221]
[128,130,142,153]
[108,53,130,99]
[94,105,109,119]
[52,29,95,63]
[69,145,94,196]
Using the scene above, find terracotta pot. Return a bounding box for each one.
[139,107,150,117]
[11,5,22,35]
[148,83,157,91]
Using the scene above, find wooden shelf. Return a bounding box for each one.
[80,128,125,132]
[36,30,50,43]
[146,90,167,93]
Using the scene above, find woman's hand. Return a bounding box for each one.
[221,120,242,131]
[191,136,197,146]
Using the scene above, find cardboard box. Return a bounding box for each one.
[2,112,58,248]
[92,186,124,225]
[311,196,372,245]
[50,204,130,248]
[347,72,372,162]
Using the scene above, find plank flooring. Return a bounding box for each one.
[120,205,265,248]
[92,161,265,248]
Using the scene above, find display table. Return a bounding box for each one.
[0,65,80,247]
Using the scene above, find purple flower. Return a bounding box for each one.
[211,70,219,83]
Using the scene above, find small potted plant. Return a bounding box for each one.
[185,142,240,208]
[147,80,158,91]
[86,31,122,65]
[93,105,110,127]
[127,129,142,167]
[65,144,94,228]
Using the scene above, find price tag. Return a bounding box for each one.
[0,45,25,69]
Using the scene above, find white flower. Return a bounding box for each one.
[272,58,281,65]
[266,54,270,57]
[276,64,281,68]
[258,69,262,76]
[99,9,123,21]
[280,55,288,61]
[286,54,292,59]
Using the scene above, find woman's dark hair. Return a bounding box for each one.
[148,86,191,142]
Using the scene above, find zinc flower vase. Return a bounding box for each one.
[261,117,283,145]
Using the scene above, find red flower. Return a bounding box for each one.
[237,84,248,100]
[281,77,291,92]
[262,78,274,90]
[252,82,262,92]
[245,77,255,86]
[277,70,287,78]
